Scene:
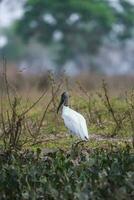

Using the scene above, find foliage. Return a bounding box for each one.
[115,0,134,40]
[16,0,134,69]
[0,28,27,61]
[0,61,134,199]
[0,144,133,200]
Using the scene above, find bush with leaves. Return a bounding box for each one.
[0,144,133,200]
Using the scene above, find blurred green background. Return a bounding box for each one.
[0,0,134,84]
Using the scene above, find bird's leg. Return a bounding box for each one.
[69,134,73,139]
[68,130,74,140]
[66,130,74,146]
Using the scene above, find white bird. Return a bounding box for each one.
[57,92,89,141]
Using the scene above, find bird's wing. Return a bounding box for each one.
[62,108,89,140]
[62,112,81,137]
[78,115,89,140]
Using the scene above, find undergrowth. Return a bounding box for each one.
[0,59,134,200]
[0,144,133,200]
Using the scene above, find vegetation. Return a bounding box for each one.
[0,144,133,200]
[0,0,134,198]
[16,0,134,69]
[0,62,134,199]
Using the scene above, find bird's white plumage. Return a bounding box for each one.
[62,106,89,140]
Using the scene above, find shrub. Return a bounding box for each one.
[0,144,133,200]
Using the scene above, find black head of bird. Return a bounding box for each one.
[57,91,69,113]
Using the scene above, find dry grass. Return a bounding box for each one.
[1,61,134,93]
[0,61,134,151]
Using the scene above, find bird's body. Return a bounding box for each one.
[57,92,89,141]
[62,106,89,140]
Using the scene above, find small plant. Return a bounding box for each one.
[0,59,48,151]
[125,90,134,148]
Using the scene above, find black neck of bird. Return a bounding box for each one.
[64,98,68,106]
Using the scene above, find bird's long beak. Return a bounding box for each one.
[57,99,64,113]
